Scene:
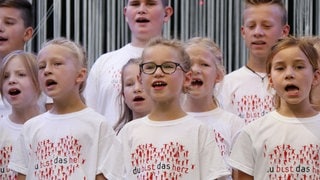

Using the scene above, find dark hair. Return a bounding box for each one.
[114,57,143,134]
[0,0,34,27]
[244,0,287,25]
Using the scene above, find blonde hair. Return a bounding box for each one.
[266,36,319,108]
[0,50,40,98]
[40,38,88,101]
[243,0,288,25]
[142,37,191,72]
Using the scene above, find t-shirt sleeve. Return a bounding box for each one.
[200,125,231,179]
[97,121,124,179]
[8,132,28,175]
[229,130,254,176]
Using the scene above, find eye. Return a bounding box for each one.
[162,63,175,69]
[129,0,140,6]
[274,66,284,71]
[144,63,156,70]
[3,73,9,79]
[18,72,27,77]
[201,63,210,67]
[38,64,45,70]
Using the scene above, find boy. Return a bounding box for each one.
[0,0,34,118]
[84,0,173,126]
[217,0,290,124]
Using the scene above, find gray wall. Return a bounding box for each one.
[27,0,319,73]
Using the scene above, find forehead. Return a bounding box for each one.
[243,4,283,24]
[0,7,22,19]
[143,44,181,62]
[38,44,74,61]
[272,46,309,63]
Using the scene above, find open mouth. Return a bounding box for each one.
[45,79,57,87]
[133,96,145,102]
[8,88,21,96]
[152,81,167,88]
[0,36,8,42]
[136,17,150,23]
[191,79,203,86]
[285,84,299,92]
[252,41,266,45]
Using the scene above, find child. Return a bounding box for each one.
[118,37,230,179]
[8,38,123,180]
[183,37,245,179]
[84,0,173,126]
[0,0,34,119]
[113,57,153,134]
[229,37,320,179]
[0,50,41,179]
[217,0,290,124]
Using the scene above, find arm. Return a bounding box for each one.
[236,170,253,180]
[17,173,26,180]
[96,173,107,180]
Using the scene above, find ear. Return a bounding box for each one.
[23,27,33,42]
[268,73,274,88]
[214,69,224,84]
[281,24,290,38]
[183,71,192,93]
[312,69,320,87]
[163,6,173,22]
[76,68,87,85]
[240,26,246,39]
[123,7,129,23]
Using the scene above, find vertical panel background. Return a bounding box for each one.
[27,0,319,73]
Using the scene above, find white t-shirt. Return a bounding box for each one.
[119,115,231,180]
[84,44,144,126]
[0,116,23,179]
[8,107,123,179]
[216,66,274,124]
[0,98,11,118]
[229,111,320,179]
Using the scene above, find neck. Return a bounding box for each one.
[184,96,217,112]
[10,105,40,124]
[277,100,318,118]
[50,95,86,114]
[247,56,267,73]
[149,101,186,121]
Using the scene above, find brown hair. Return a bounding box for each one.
[244,0,288,25]
[266,36,319,108]
[0,0,33,27]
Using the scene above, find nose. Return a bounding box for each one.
[8,75,17,85]
[285,67,295,79]
[43,64,52,76]
[253,25,264,37]
[133,82,143,93]
[137,3,147,14]
[191,64,201,74]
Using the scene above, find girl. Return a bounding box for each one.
[0,50,41,179]
[118,37,230,179]
[229,36,320,179]
[183,37,245,179]
[114,57,153,134]
[8,38,122,180]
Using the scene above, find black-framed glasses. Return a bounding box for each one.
[139,61,186,75]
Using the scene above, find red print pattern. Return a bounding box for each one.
[213,129,227,157]
[264,144,320,179]
[0,145,17,180]
[232,94,274,124]
[32,135,86,179]
[131,142,195,179]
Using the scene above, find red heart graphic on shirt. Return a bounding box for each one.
[130,142,195,179]
[0,145,17,179]
[32,135,85,179]
[264,144,320,179]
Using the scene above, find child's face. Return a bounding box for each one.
[123,63,152,116]
[269,46,318,106]
[37,45,86,99]
[124,0,172,43]
[241,4,289,59]
[2,57,38,108]
[185,45,221,99]
[0,7,33,57]
[140,44,189,103]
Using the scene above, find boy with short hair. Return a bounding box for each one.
[0,0,34,118]
[217,0,290,124]
[84,0,173,126]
